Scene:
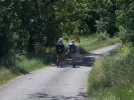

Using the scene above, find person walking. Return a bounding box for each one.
[66,40,80,68]
[56,38,65,67]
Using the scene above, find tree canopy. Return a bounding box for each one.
[0,0,134,56]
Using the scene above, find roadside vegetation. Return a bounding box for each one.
[88,43,134,100]
[78,34,120,53]
[0,53,56,86]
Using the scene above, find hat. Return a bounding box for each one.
[72,40,75,43]
[58,38,62,42]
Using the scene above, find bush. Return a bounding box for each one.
[88,46,134,100]
[97,32,109,41]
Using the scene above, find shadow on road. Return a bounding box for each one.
[51,53,102,68]
[29,92,88,100]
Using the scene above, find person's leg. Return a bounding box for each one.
[73,53,78,67]
[57,54,63,67]
[60,54,63,67]
[73,58,76,67]
[71,54,76,67]
[57,54,60,67]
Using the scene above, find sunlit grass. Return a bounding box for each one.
[0,53,56,87]
[88,47,134,100]
[79,34,121,52]
[12,59,44,74]
[0,67,16,87]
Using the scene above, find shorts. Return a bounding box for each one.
[71,53,78,59]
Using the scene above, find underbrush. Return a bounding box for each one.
[88,43,134,100]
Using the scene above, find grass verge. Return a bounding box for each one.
[78,34,121,53]
[88,46,134,100]
[0,53,56,87]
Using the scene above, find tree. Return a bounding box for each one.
[116,0,134,44]
[87,0,118,37]
[0,0,90,56]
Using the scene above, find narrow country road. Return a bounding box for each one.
[0,44,119,100]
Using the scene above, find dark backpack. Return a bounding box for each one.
[69,43,76,53]
[56,42,65,54]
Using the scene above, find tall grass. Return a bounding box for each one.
[79,34,120,53]
[88,46,134,100]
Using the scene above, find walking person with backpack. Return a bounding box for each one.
[66,40,80,68]
[56,38,65,67]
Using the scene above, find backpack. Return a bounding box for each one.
[56,42,65,54]
[69,43,76,53]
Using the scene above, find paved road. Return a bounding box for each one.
[0,44,119,100]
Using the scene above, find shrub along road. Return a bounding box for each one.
[0,44,119,100]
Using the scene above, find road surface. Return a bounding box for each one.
[0,44,119,100]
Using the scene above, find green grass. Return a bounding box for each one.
[0,59,44,87]
[88,47,134,100]
[12,59,44,74]
[0,67,17,86]
[78,34,121,53]
[0,53,56,87]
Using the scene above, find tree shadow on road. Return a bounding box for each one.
[52,53,102,68]
[29,92,88,100]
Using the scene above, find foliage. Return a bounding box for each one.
[0,0,89,57]
[0,0,134,57]
[88,45,134,100]
[97,32,109,41]
[115,0,134,44]
[121,42,134,57]
[87,0,118,37]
